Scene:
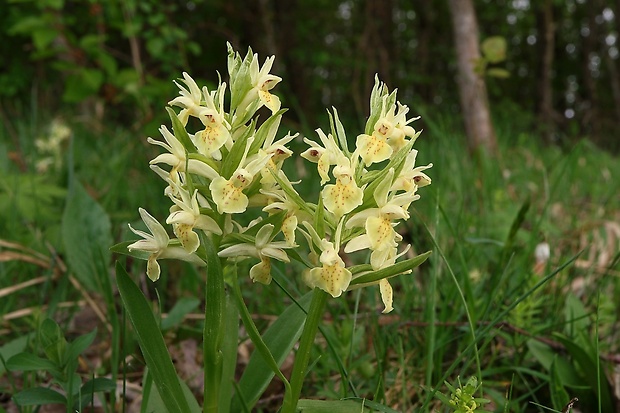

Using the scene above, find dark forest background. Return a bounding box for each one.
[2,0,619,153]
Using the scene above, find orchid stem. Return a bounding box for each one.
[281,288,328,413]
[203,235,224,413]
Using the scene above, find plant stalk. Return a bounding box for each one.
[203,236,225,413]
[281,288,328,413]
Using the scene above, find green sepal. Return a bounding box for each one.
[328,107,350,157]
[110,241,150,260]
[229,47,254,111]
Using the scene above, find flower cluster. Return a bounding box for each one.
[126,44,432,313]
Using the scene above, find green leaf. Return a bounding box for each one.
[62,69,104,102]
[80,377,116,395]
[350,251,431,285]
[486,68,510,78]
[166,107,197,153]
[161,297,200,331]
[0,335,31,375]
[143,372,201,413]
[231,292,313,411]
[116,262,194,413]
[40,318,66,366]
[62,180,112,291]
[550,357,571,411]
[220,122,253,179]
[12,387,67,406]
[564,293,590,336]
[65,328,97,364]
[248,109,286,154]
[526,339,581,387]
[481,36,507,63]
[297,399,373,412]
[553,333,614,411]
[77,377,117,408]
[6,352,57,372]
[32,28,59,51]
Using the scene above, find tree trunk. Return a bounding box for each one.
[353,0,395,119]
[536,0,557,142]
[447,0,497,155]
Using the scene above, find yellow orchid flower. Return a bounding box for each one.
[166,182,222,253]
[148,125,219,182]
[303,239,351,297]
[168,72,206,126]
[210,139,272,214]
[218,224,291,284]
[127,208,204,281]
[322,160,363,218]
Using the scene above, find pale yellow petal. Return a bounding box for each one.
[250,258,272,284]
[210,177,249,214]
[366,216,397,251]
[173,223,200,253]
[322,179,363,218]
[356,133,392,166]
[146,255,161,281]
[379,278,394,313]
[307,264,351,297]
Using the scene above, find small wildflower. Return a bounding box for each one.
[322,159,364,218]
[303,239,352,297]
[168,72,207,126]
[128,208,203,281]
[166,182,222,253]
[218,224,291,284]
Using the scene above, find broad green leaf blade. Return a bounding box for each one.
[39,318,66,366]
[0,335,31,375]
[231,292,313,411]
[61,180,112,291]
[554,333,614,411]
[13,387,67,406]
[6,352,57,372]
[66,328,97,364]
[80,377,117,395]
[526,339,581,387]
[77,377,117,409]
[144,373,201,413]
[116,262,194,413]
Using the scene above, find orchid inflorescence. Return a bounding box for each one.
[127,44,432,313]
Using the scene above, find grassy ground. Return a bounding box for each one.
[1,105,619,412]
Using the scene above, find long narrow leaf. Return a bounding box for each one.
[231,291,313,411]
[116,262,195,413]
